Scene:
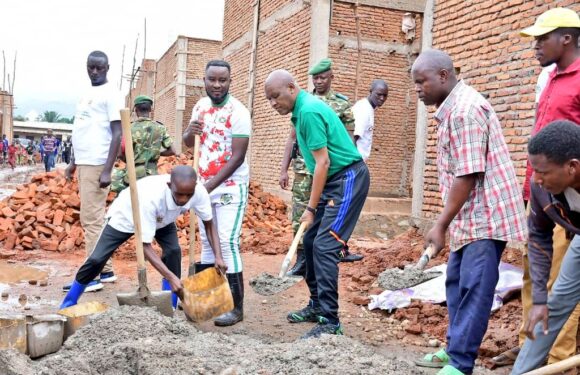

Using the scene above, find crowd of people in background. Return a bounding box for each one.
[0,131,73,171]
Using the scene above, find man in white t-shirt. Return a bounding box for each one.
[65,51,123,292]
[352,80,388,162]
[183,60,251,327]
[60,166,226,309]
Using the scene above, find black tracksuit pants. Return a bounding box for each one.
[304,160,370,324]
[75,222,182,284]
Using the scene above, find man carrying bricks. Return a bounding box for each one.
[493,7,580,370]
[511,121,580,374]
[110,95,175,194]
[411,49,526,375]
[64,51,123,292]
[352,79,389,162]
[265,69,370,339]
[60,166,226,310]
[183,60,250,327]
[279,59,362,277]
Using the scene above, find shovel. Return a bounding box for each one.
[116,108,173,317]
[250,222,308,296]
[377,245,441,291]
[188,134,201,276]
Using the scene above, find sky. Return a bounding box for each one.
[1,0,224,119]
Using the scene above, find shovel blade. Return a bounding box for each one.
[116,290,174,317]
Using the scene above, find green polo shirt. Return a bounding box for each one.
[291,90,361,177]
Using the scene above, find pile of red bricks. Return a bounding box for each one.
[0,155,291,254]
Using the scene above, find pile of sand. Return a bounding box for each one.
[0,306,425,375]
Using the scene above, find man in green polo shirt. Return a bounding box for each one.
[265,69,370,339]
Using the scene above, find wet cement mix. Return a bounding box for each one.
[377,267,442,291]
[0,306,427,375]
[249,272,302,296]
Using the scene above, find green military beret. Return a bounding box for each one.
[134,95,153,106]
[308,58,332,75]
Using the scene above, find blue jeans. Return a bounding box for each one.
[512,235,580,374]
[446,239,506,374]
[44,153,54,172]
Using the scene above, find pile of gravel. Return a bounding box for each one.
[1,306,426,374]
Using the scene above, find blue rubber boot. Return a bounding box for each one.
[60,280,87,309]
[161,279,178,309]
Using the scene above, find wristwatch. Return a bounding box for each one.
[306,206,316,214]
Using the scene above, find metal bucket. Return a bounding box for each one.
[26,314,66,358]
[182,268,234,322]
[0,313,27,353]
[58,301,108,340]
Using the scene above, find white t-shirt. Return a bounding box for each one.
[191,95,251,188]
[352,98,375,161]
[107,174,212,243]
[72,82,123,165]
[564,187,580,213]
[535,64,556,103]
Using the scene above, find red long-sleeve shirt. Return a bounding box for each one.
[523,58,580,201]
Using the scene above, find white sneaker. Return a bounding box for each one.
[100,272,117,283]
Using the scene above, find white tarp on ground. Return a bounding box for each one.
[368,262,523,312]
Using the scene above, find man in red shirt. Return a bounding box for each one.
[493,7,580,370]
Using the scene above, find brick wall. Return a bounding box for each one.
[0,91,13,140]
[421,0,580,218]
[126,38,221,145]
[223,0,421,197]
[223,0,312,191]
[330,2,422,196]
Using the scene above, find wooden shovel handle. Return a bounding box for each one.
[279,222,308,278]
[524,354,580,374]
[188,135,201,268]
[120,109,146,270]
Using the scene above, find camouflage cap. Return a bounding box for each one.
[308,58,332,75]
[134,95,153,106]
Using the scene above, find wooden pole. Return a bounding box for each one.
[524,354,580,375]
[354,2,362,101]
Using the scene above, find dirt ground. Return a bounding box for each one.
[0,168,519,374]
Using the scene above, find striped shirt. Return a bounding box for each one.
[434,80,526,251]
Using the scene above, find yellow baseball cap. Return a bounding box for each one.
[521,8,580,37]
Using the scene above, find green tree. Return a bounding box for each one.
[56,117,74,124]
[39,111,62,123]
[14,115,27,121]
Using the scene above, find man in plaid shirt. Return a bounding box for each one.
[412,49,527,375]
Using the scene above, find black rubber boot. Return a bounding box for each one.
[214,272,244,326]
[286,250,306,277]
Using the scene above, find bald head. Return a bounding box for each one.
[168,166,197,206]
[87,50,109,86]
[265,70,301,116]
[412,49,454,73]
[411,49,458,107]
[369,79,389,108]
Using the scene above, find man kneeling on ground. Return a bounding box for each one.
[512,120,580,374]
[60,166,226,309]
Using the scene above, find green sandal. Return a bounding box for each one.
[437,365,465,375]
[414,348,449,368]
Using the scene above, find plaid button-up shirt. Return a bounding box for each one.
[434,81,526,251]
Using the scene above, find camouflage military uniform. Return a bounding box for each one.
[291,90,354,248]
[111,117,173,193]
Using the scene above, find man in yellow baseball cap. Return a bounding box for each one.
[520,7,580,37]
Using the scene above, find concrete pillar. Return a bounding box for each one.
[175,37,188,154]
[307,0,331,92]
[411,0,434,218]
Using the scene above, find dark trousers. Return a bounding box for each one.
[304,160,370,324]
[44,153,54,172]
[76,223,182,284]
[446,239,506,374]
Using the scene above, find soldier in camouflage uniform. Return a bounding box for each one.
[279,59,363,277]
[111,95,175,193]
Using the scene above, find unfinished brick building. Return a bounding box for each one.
[0,91,13,139]
[127,36,221,152]
[413,0,580,219]
[222,0,425,198]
